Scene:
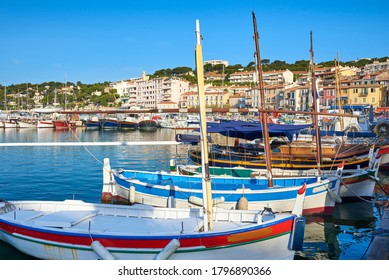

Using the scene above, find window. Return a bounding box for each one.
[372,97,376,103]
[371,88,375,93]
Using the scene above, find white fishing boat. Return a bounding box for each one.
[0,18,306,260]
[36,119,54,128]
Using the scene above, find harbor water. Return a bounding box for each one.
[0,127,388,260]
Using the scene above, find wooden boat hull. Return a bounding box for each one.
[177,164,380,202]
[0,200,299,260]
[37,120,54,128]
[138,120,157,131]
[189,150,371,170]
[3,121,18,128]
[85,120,101,129]
[101,119,119,129]
[102,160,341,215]
[53,120,77,129]
[2,119,36,128]
[118,121,138,130]
[338,170,377,201]
[213,142,370,161]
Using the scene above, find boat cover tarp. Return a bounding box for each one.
[175,134,213,144]
[303,130,377,138]
[195,120,311,141]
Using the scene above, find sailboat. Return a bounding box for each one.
[101,14,342,216]
[0,18,305,260]
[176,32,385,202]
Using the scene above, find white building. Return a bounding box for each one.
[204,60,229,67]
[112,73,189,109]
[229,69,293,85]
[263,70,294,85]
[364,59,389,73]
[229,71,257,84]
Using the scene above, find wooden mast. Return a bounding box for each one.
[334,54,344,130]
[252,11,273,187]
[309,31,322,173]
[195,19,213,231]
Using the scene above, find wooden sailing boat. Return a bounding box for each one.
[102,14,342,215]
[178,31,385,202]
[0,19,305,260]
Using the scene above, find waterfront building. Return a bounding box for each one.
[204,71,227,82]
[228,93,247,109]
[364,59,389,73]
[229,71,256,84]
[112,73,189,109]
[263,70,294,85]
[229,69,293,85]
[246,84,285,109]
[157,101,179,110]
[204,59,229,67]
[180,91,230,109]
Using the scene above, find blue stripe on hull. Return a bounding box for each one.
[113,173,336,203]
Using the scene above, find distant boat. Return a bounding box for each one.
[53,119,77,130]
[2,118,19,128]
[3,118,36,129]
[138,116,157,131]
[118,117,138,130]
[101,117,119,129]
[36,120,54,128]
[85,116,101,130]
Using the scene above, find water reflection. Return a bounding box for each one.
[296,202,377,260]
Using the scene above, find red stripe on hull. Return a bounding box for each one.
[101,193,129,205]
[302,206,334,216]
[0,218,294,249]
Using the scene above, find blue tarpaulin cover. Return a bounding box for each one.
[195,120,312,141]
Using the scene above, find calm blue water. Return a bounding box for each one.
[0,127,387,260]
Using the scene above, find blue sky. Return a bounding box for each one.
[1,0,388,85]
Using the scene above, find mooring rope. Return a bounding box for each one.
[340,178,377,204]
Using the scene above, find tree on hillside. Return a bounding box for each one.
[172,66,192,76]
[154,68,173,77]
[262,59,270,65]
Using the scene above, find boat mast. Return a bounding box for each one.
[334,54,344,130]
[64,72,68,110]
[252,11,273,187]
[309,31,322,173]
[4,82,7,112]
[195,19,213,231]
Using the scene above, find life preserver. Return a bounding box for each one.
[374,122,389,137]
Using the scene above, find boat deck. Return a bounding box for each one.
[1,200,290,236]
